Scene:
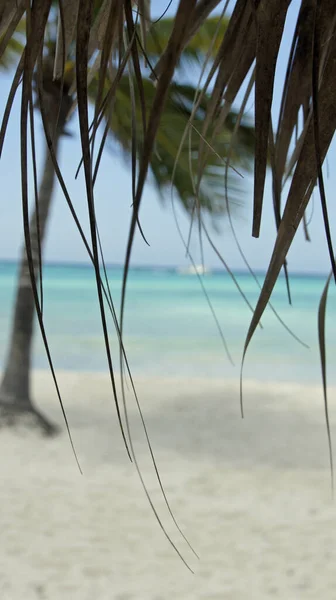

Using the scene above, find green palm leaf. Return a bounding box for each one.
[90,76,254,216]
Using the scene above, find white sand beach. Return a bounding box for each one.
[0,370,335,599]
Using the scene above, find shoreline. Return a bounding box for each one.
[1,258,331,278]
[29,367,334,407]
[27,366,334,387]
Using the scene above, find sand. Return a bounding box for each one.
[0,370,335,599]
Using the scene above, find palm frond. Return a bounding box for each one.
[92,76,254,215]
[142,15,229,67]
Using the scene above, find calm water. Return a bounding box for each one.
[0,261,335,384]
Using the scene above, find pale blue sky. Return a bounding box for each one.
[0,0,335,273]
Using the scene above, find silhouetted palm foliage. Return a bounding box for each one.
[0,4,254,434]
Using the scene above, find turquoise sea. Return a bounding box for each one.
[0,261,335,384]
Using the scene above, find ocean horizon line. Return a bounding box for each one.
[0,257,330,279]
[0,258,330,279]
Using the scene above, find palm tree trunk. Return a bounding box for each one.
[0,130,62,434]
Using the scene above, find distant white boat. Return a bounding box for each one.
[177,264,211,276]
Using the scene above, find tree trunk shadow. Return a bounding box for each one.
[0,401,59,437]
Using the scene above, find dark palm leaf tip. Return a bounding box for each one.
[19,0,83,471]
[318,273,334,491]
